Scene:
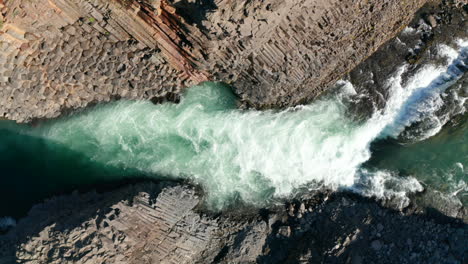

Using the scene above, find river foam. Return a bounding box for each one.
[8,39,466,210]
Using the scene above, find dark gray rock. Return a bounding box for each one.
[1,183,466,264]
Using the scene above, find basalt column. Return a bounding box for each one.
[0,0,428,122]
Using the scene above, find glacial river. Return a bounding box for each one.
[0,40,466,225]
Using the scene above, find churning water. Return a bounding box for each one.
[1,39,467,215]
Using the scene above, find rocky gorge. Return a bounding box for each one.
[0,0,467,263]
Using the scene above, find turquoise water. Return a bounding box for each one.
[0,41,467,219]
[367,114,468,205]
[1,83,364,213]
[0,120,144,218]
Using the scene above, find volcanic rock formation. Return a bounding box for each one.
[0,0,429,122]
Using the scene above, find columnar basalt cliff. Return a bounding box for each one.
[0,0,430,122]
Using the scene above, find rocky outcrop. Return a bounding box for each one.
[201,0,428,108]
[0,182,466,264]
[0,0,430,122]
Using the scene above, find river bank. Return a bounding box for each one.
[0,181,465,264]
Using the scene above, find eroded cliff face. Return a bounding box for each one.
[0,0,430,122]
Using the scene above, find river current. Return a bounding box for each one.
[0,39,466,226]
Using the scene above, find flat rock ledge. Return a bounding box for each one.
[0,182,466,264]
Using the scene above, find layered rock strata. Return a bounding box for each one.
[0,0,429,122]
[0,182,466,264]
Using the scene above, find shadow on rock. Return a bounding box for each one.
[171,0,217,32]
[257,192,467,264]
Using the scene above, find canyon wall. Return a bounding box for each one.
[0,0,429,122]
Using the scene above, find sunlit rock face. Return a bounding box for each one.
[0,0,428,122]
